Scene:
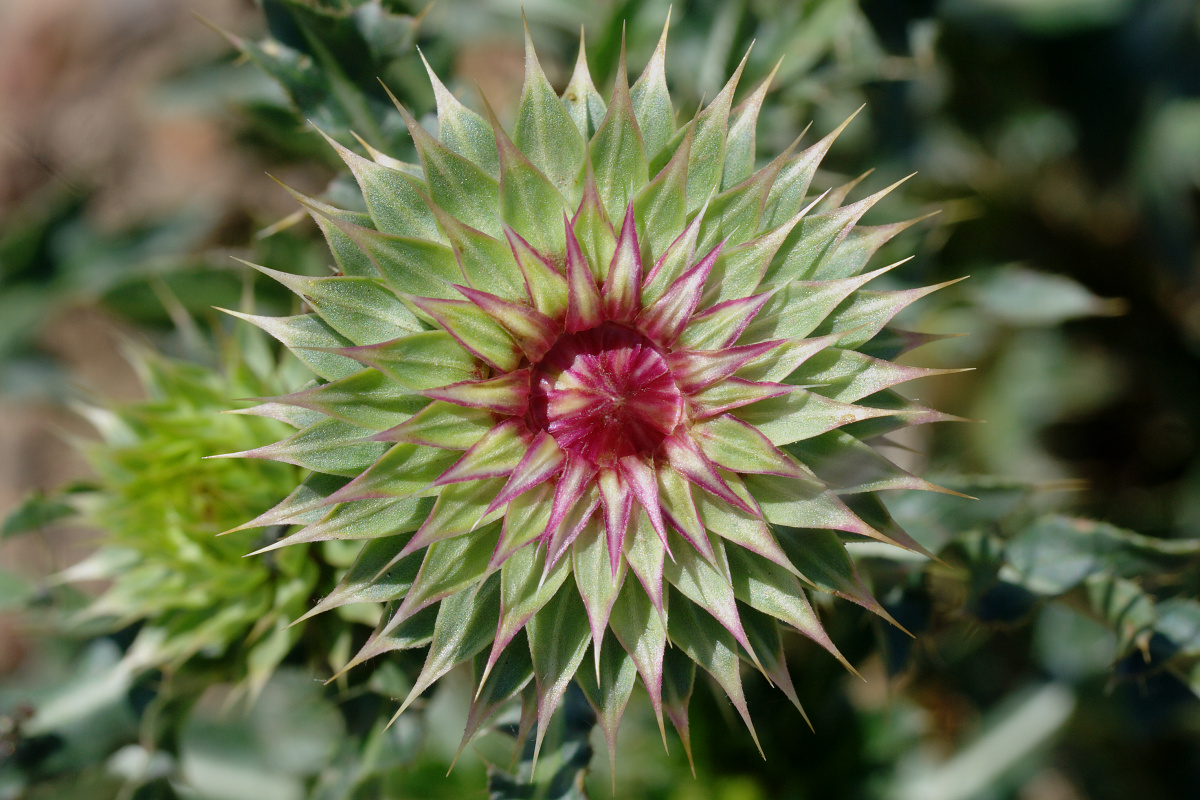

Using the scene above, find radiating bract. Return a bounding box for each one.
[227,20,961,766]
[66,335,310,699]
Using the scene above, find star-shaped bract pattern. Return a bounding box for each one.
[225,17,964,771]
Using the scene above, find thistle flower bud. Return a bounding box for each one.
[230,19,960,766]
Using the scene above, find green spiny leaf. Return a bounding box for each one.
[667,586,761,754]
[561,36,607,140]
[527,575,592,762]
[336,330,479,390]
[395,102,502,237]
[393,571,501,719]
[221,311,358,381]
[589,50,648,219]
[421,52,500,177]
[513,27,586,202]
[629,17,674,160]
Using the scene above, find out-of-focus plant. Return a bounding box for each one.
[210,0,436,163]
[6,322,326,695]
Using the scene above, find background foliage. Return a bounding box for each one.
[2,0,1199,798]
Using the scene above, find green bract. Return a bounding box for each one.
[65,334,313,697]
[230,20,960,766]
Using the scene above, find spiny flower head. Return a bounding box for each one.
[63,332,313,697]
[228,19,961,766]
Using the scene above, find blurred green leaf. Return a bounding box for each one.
[0,568,31,610]
[1004,515,1200,596]
[2,491,75,539]
[940,0,1134,34]
[179,669,345,800]
[968,265,1125,327]
[15,640,140,775]
[487,684,594,800]
[227,0,428,156]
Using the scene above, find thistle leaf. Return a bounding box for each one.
[326,442,461,505]
[455,285,560,361]
[571,516,625,679]
[331,331,478,391]
[561,34,607,140]
[733,389,898,446]
[691,413,809,478]
[766,177,910,283]
[219,311,358,381]
[564,216,605,333]
[354,602,438,665]
[737,604,809,724]
[722,61,781,190]
[608,576,668,738]
[589,46,648,219]
[763,108,862,228]
[315,128,440,239]
[629,14,675,160]
[623,510,667,616]
[273,368,425,430]
[506,226,571,319]
[406,296,522,372]
[817,214,935,281]
[667,586,762,755]
[393,101,501,237]
[571,159,618,278]
[231,472,350,533]
[400,477,507,557]
[775,525,903,628]
[420,52,499,176]
[423,371,530,417]
[391,572,501,721]
[641,200,704,304]
[725,544,849,669]
[227,417,384,476]
[698,141,795,254]
[655,463,714,561]
[787,430,939,494]
[742,472,875,538]
[700,205,813,309]
[485,544,572,684]
[258,495,432,556]
[513,24,587,201]
[432,421,531,485]
[340,224,463,301]
[488,100,571,259]
[374,401,494,450]
[527,576,592,765]
[458,633,534,756]
[575,629,638,779]
[493,482,556,568]
[664,531,757,663]
[602,204,644,321]
[298,531,422,620]
[387,521,502,630]
[693,471,798,577]
[281,186,377,277]
[632,127,691,263]
[661,646,696,769]
[681,51,747,214]
[246,264,420,345]
[740,265,896,344]
[428,208,528,301]
[814,278,967,349]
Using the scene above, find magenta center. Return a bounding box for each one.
[528,323,684,466]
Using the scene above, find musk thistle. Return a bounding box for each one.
[62,333,311,698]
[226,20,960,765]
